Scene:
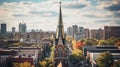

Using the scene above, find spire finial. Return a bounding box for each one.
[59,1,62,4]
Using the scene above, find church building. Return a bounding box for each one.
[54,2,68,67]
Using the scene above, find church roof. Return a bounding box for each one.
[57,62,63,67]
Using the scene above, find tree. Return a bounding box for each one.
[13,63,20,67]
[98,40,109,45]
[71,39,77,50]
[114,38,120,46]
[84,39,98,46]
[39,58,53,67]
[69,49,84,64]
[12,62,34,67]
[96,51,114,67]
[39,60,47,67]
[75,41,85,49]
[111,60,120,67]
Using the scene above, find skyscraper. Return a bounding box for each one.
[90,28,104,40]
[84,28,89,38]
[97,28,104,40]
[19,23,27,33]
[67,27,73,37]
[90,30,98,39]
[12,27,15,33]
[72,25,78,37]
[74,27,84,40]
[79,27,84,34]
[1,23,7,34]
[104,26,120,40]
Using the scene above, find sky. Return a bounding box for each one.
[0,0,120,32]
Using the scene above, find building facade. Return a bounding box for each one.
[83,45,120,67]
[19,23,27,33]
[84,28,89,38]
[12,27,15,33]
[67,27,73,37]
[104,26,120,40]
[72,25,78,37]
[90,28,104,40]
[1,23,7,34]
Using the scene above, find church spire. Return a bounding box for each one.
[55,2,65,45]
[59,2,63,27]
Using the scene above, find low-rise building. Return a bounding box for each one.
[82,45,120,67]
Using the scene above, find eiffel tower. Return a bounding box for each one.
[54,2,68,67]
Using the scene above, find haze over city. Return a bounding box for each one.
[0,0,120,31]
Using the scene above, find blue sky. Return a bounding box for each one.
[0,0,120,31]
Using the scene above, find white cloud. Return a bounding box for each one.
[0,0,120,32]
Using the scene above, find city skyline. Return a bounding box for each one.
[0,0,120,31]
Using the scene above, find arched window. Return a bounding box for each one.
[58,47,63,57]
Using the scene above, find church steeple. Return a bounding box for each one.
[55,2,65,45]
[54,2,68,67]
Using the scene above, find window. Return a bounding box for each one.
[58,48,63,57]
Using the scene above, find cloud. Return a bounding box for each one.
[95,20,111,23]
[29,11,58,17]
[114,20,120,24]
[82,10,113,18]
[83,14,99,18]
[63,0,90,9]
[64,3,86,9]
[97,0,120,10]
[96,0,120,18]
[105,2,120,11]
[113,11,120,17]
[0,0,120,31]
[12,14,29,17]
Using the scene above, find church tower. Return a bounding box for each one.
[54,2,68,67]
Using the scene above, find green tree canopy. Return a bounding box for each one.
[96,51,114,67]
[69,49,84,64]
[98,40,109,45]
[112,60,120,67]
[39,58,53,67]
[84,39,98,46]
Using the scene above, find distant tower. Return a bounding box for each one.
[12,27,15,33]
[1,23,7,34]
[19,23,22,32]
[84,28,89,38]
[54,2,68,67]
[67,27,73,37]
[72,25,78,37]
[19,23,27,33]
[23,23,26,33]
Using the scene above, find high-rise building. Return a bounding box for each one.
[79,27,84,34]
[31,29,35,32]
[72,25,78,37]
[12,27,15,33]
[1,23,7,33]
[97,28,104,40]
[74,27,85,40]
[90,30,97,39]
[79,27,84,39]
[67,27,73,37]
[104,26,120,40]
[19,23,27,33]
[90,28,104,40]
[74,32,83,40]
[84,28,89,38]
